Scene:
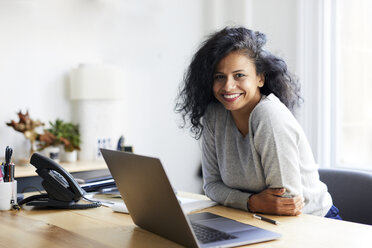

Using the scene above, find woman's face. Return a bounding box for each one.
[213,51,264,114]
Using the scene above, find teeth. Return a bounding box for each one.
[223,94,240,99]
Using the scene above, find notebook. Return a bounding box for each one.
[101,149,281,248]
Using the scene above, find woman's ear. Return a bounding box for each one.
[258,74,264,87]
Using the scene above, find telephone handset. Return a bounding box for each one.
[19,153,101,209]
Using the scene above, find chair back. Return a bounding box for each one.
[319,168,372,225]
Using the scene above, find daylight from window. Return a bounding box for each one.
[336,0,372,169]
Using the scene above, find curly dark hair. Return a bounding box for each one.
[175,26,302,139]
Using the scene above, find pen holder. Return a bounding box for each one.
[0,180,17,210]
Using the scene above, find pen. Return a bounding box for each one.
[3,163,9,182]
[4,146,14,182]
[9,163,15,182]
[0,163,3,182]
[253,214,280,225]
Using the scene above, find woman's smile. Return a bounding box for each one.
[222,93,243,102]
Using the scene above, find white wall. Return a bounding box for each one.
[249,0,299,72]
[0,0,305,193]
[0,0,205,193]
[204,0,299,71]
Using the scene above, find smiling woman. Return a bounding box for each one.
[175,26,341,219]
[212,52,263,136]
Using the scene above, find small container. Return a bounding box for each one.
[0,180,17,210]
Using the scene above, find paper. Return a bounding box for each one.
[177,196,218,213]
[84,192,123,207]
[110,196,217,214]
[111,202,128,213]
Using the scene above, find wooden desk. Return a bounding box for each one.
[1,193,371,248]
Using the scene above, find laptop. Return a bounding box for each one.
[101,149,281,248]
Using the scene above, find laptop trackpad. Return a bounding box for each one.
[193,217,256,233]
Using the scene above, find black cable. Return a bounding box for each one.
[57,201,102,209]
[18,193,49,206]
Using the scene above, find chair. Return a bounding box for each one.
[318,168,372,225]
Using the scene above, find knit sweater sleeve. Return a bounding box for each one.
[201,106,252,211]
[249,96,303,198]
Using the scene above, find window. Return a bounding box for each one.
[333,0,372,169]
[298,0,372,171]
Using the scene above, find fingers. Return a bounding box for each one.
[292,195,305,207]
[280,208,302,216]
[266,189,304,216]
[280,195,303,205]
[267,188,286,196]
[248,188,305,216]
[279,195,304,216]
[292,195,305,214]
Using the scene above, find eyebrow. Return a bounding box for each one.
[214,69,246,74]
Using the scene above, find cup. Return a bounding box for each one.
[0,180,17,210]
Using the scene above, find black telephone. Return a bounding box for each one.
[19,153,101,209]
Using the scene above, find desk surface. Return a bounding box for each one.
[1,192,371,248]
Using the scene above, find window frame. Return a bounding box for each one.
[297,0,333,168]
[299,0,372,171]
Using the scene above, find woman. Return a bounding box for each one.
[176,26,341,218]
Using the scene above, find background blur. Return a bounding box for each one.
[0,0,370,193]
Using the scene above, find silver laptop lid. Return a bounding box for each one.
[101,149,199,248]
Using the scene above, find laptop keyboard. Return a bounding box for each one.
[191,222,237,244]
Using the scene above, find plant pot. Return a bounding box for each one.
[43,146,60,162]
[61,150,77,163]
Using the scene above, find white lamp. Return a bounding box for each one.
[69,64,125,161]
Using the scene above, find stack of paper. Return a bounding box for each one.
[111,196,217,214]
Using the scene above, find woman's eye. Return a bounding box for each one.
[235,73,245,79]
[214,75,225,80]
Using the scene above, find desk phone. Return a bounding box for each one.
[18,153,101,209]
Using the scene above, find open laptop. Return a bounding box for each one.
[101,149,281,248]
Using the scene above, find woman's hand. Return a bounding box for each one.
[247,188,304,216]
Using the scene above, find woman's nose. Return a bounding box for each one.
[223,76,236,90]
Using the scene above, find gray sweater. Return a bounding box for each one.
[201,94,332,216]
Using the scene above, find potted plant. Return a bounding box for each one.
[38,119,81,162]
[6,110,44,158]
[37,129,61,162]
[59,121,81,163]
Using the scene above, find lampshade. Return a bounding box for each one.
[69,64,125,100]
[69,63,125,161]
